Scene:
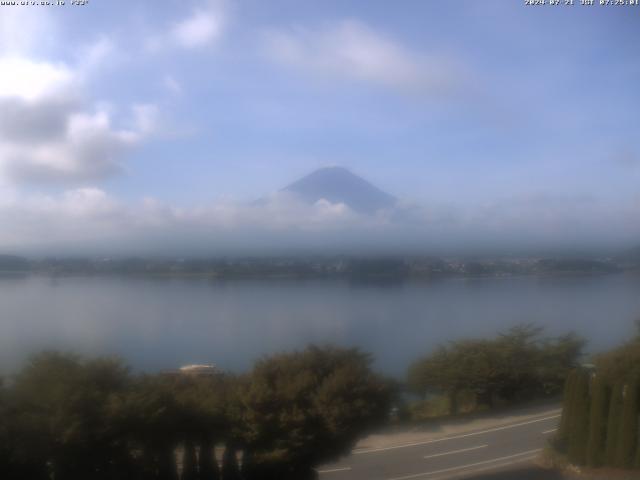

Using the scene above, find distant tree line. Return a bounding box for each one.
[407,325,585,415]
[555,324,640,470]
[0,254,631,278]
[0,346,392,480]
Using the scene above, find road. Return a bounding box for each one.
[317,407,561,480]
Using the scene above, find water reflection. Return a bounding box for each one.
[0,273,639,376]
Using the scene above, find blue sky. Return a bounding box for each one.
[0,0,639,254]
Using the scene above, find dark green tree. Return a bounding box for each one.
[615,379,639,468]
[567,370,590,465]
[0,378,11,479]
[241,449,258,480]
[538,333,586,396]
[112,375,184,480]
[237,345,392,479]
[182,440,198,480]
[605,381,624,466]
[586,374,609,467]
[408,345,461,414]
[557,369,577,450]
[555,370,578,452]
[199,437,220,480]
[595,332,640,387]
[8,352,133,480]
[408,325,584,415]
[221,444,241,480]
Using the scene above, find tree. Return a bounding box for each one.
[182,440,198,480]
[567,370,590,465]
[8,352,133,480]
[557,369,577,450]
[408,325,584,414]
[237,346,392,479]
[168,373,230,480]
[112,375,183,480]
[615,379,639,468]
[0,378,11,479]
[221,444,241,480]
[199,437,220,480]
[408,345,463,414]
[586,374,609,467]
[538,333,586,396]
[605,382,624,466]
[494,324,543,402]
[595,334,640,387]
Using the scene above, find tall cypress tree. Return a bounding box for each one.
[182,441,198,480]
[199,438,220,480]
[615,379,639,468]
[605,381,624,466]
[567,370,590,465]
[157,445,179,480]
[241,449,257,480]
[221,444,241,480]
[557,370,577,450]
[586,374,609,467]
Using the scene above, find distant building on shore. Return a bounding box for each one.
[162,364,222,377]
[179,364,220,376]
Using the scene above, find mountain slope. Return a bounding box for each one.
[283,167,396,214]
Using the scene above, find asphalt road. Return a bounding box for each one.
[316,408,561,480]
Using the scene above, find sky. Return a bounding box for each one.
[0,0,639,255]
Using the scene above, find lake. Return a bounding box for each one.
[1,273,639,377]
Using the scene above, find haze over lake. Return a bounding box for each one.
[2,273,639,376]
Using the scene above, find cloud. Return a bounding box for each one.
[0,190,372,254]
[0,57,73,101]
[147,2,225,52]
[0,102,157,184]
[0,53,157,185]
[78,36,116,73]
[264,20,456,92]
[0,8,54,56]
[163,75,183,95]
[1,187,639,256]
[172,8,223,48]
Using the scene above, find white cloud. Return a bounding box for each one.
[1,187,639,255]
[78,36,116,73]
[172,9,223,48]
[264,20,456,92]
[163,75,183,95]
[0,190,373,254]
[0,55,157,185]
[0,8,54,56]
[147,2,225,52]
[0,57,73,101]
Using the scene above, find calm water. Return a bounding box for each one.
[1,274,640,376]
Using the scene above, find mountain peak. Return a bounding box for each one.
[283,167,396,214]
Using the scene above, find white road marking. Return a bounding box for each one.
[354,414,560,455]
[542,428,557,434]
[317,466,352,474]
[387,449,542,480]
[428,454,539,480]
[423,444,488,459]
